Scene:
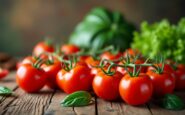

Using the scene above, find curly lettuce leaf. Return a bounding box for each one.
[132,18,185,64]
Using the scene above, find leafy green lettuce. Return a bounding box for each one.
[132,18,185,64]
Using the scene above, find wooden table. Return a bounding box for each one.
[0,71,185,115]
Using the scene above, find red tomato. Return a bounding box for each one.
[33,42,54,56]
[147,71,175,97]
[174,64,185,90]
[85,57,100,68]
[117,59,146,76]
[92,71,122,101]
[148,64,176,79]
[22,56,37,65]
[119,73,153,105]
[42,62,62,89]
[100,51,122,61]
[61,44,80,55]
[16,64,47,93]
[0,68,9,79]
[79,56,89,62]
[57,64,93,94]
[123,48,142,57]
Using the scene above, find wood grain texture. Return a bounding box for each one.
[0,71,18,103]
[44,91,96,115]
[97,98,152,115]
[0,87,54,115]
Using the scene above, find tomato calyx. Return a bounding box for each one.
[44,37,53,47]
[150,56,166,74]
[32,58,45,69]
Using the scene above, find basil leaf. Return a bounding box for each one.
[160,94,185,110]
[0,86,12,96]
[61,91,92,107]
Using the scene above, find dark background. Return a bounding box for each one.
[0,0,185,56]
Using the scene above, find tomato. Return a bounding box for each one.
[92,71,122,101]
[123,48,142,57]
[174,64,185,90]
[57,64,93,94]
[79,55,89,62]
[85,57,100,68]
[61,44,80,55]
[119,73,153,105]
[0,68,9,79]
[42,61,62,89]
[16,64,46,93]
[117,59,146,76]
[148,63,176,79]
[100,51,122,61]
[33,41,54,56]
[147,71,175,97]
[22,56,37,64]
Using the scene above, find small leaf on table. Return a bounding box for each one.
[160,94,185,110]
[61,91,93,107]
[0,86,12,96]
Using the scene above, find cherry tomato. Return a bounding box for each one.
[16,64,47,93]
[123,48,142,57]
[119,73,153,105]
[42,61,62,89]
[100,51,122,61]
[0,68,9,79]
[21,56,37,64]
[92,71,122,101]
[61,44,80,55]
[57,64,93,94]
[117,59,146,76]
[174,64,185,90]
[147,71,175,97]
[148,63,176,79]
[85,57,100,68]
[33,41,54,56]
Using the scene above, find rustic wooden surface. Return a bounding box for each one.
[0,71,185,115]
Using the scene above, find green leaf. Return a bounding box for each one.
[69,7,135,52]
[61,91,92,107]
[0,86,12,96]
[160,94,185,110]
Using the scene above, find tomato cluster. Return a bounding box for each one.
[16,41,185,106]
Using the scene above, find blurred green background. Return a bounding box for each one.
[0,0,185,56]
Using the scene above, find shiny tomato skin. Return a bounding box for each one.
[21,56,37,65]
[147,64,176,79]
[147,71,175,97]
[33,42,54,56]
[16,64,47,93]
[0,69,9,79]
[119,74,153,105]
[93,71,122,101]
[42,62,62,89]
[57,65,93,94]
[175,64,185,90]
[85,56,100,69]
[61,44,80,55]
[100,52,122,61]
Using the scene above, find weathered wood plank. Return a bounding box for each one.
[148,91,185,115]
[0,71,18,103]
[45,91,96,115]
[44,91,75,115]
[97,98,152,115]
[0,87,55,115]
